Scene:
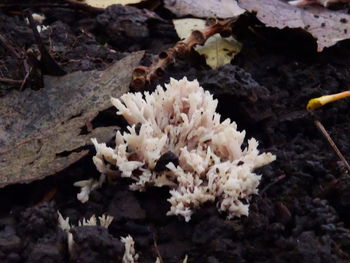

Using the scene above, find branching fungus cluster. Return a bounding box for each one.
[92,78,275,221]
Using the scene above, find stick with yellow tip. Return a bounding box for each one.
[307,91,350,111]
[306,90,350,173]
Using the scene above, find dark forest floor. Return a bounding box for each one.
[1,1,350,263]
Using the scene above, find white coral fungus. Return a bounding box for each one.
[121,235,139,263]
[74,175,106,203]
[57,212,114,255]
[92,77,275,221]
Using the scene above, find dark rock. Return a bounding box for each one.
[191,238,243,263]
[95,5,162,50]
[26,231,67,263]
[273,231,337,263]
[158,240,191,263]
[199,64,273,124]
[192,217,235,245]
[107,189,145,221]
[135,187,170,224]
[18,202,58,240]
[0,226,21,253]
[123,221,152,235]
[71,226,123,263]
[158,220,192,243]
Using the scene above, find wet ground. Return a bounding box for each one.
[1,2,350,263]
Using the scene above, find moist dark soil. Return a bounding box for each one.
[1,2,350,263]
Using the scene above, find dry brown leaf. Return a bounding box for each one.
[173,18,241,68]
[0,51,144,187]
[164,0,245,18]
[238,0,350,51]
[83,0,144,8]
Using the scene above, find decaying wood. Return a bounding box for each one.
[0,77,22,85]
[131,18,237,91]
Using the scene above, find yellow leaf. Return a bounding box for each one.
[83,0,143,8]
[173,18,241,69]
[173,18,207,39]
[196,36,241,69]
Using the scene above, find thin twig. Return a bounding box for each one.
[0,33,22,59]
[313,118,350,173]
[260,174,286,195]
[152,233,163,263]
[331,240,350,260]
[0,77,22,85]
[20,67,31,91]
[131,17,237,90]
[35,188,58,206]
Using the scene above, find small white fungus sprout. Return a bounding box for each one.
[74,175,106,203]
[91,77,276,221]
[121,235,139,263]
[78,214,97,227]
[57,212,114,255]
[99,214,115,228]
[24,13,49,33]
